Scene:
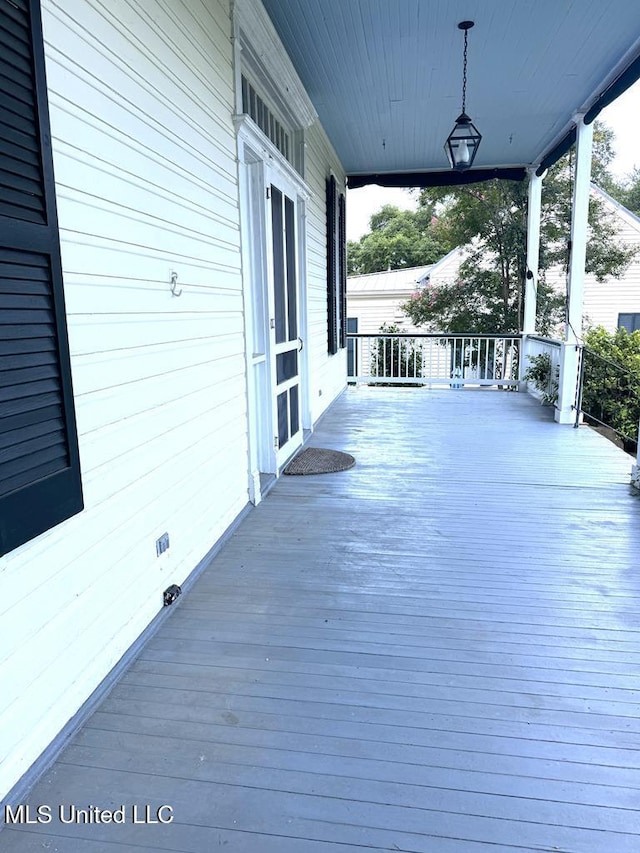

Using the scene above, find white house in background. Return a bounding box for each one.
[347,188,640,337]
[346,248,464,335]
[545,185,640,334]
[0,0,348,806]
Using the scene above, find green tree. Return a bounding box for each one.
[347,203,450,275]
[606,165,640,217]
[402,121,635,334]
[581,326,640,451]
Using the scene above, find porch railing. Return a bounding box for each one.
[575,345,640,454]
[347,333,521,387]
[521,335,562,402]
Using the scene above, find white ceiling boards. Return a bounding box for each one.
[260,0,640,183]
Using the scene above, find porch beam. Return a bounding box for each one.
[347,167,527,190]
[555,117,593,424]
[522,170,543,334]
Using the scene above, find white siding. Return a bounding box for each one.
[304,121,348,422]
[347,292,424,334]
[347,196,640,338]
[0,0,249,799]
[583,203,640,332]
[347,252,463,335]
[546,191,640,333]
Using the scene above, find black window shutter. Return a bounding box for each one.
[0,0,83,556]
[338,191,347,349]
[326,176,338,354]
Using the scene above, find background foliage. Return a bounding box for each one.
[581,327,640,450]
[347,204,447,276]
[347,122,636,335]
[369,323,423,383]
[402,123,635,334]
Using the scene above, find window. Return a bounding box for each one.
[1,0,83,556]
[618,313,640,333]
[326,175,346,354]
[241,75,292,164]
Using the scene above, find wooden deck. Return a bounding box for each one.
[3,387,640,852]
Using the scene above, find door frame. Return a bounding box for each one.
[236,117,312,502]
[265,169,303,470]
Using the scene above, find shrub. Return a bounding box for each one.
[581,327,640,450]
[523,352,559,405]
[370,323,423,383]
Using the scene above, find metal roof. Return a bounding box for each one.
[261,0,640,185]
[347,248,464,293]
[347,265,433,294]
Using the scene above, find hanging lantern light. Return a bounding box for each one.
[445,21,482,171]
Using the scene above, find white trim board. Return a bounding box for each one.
[235,115,312,199]
[232,0,317,130]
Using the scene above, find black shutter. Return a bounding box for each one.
[326,176,337,354]
[0,0,83,556]
[338,191,347,349]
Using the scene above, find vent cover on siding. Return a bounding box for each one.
[0,247,69,498]
[0,0,46,224]
[241,74,291,163]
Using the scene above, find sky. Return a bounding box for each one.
[346,79,640,242]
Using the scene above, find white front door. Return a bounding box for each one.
[266,175,303,468]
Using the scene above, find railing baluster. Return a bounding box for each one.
[346,332,533,387]
[452,337,457,384]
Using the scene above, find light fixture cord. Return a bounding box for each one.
[461,28,468,114]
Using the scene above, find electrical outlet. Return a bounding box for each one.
[156,532,170,557]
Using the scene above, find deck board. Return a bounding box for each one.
[3,388,640,852]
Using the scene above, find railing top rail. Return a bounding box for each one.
[347,333,523,340]
[525,334,562,347]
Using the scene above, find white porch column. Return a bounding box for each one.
[555,117,593,424]
[520,169,543,388]
[523,169,543,334]
[632,421,640,490]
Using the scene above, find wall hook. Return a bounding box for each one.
[170,271,182,297]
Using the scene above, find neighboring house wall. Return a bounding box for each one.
[347,300,424,336]
[546,186,640,334]
[346,250,463,334]
[0,0,346,802]
[347,189,640,338]
[347,292,425,334]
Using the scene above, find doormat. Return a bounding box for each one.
[283,447,355,475]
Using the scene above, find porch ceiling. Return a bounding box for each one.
[261,0,640,183]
